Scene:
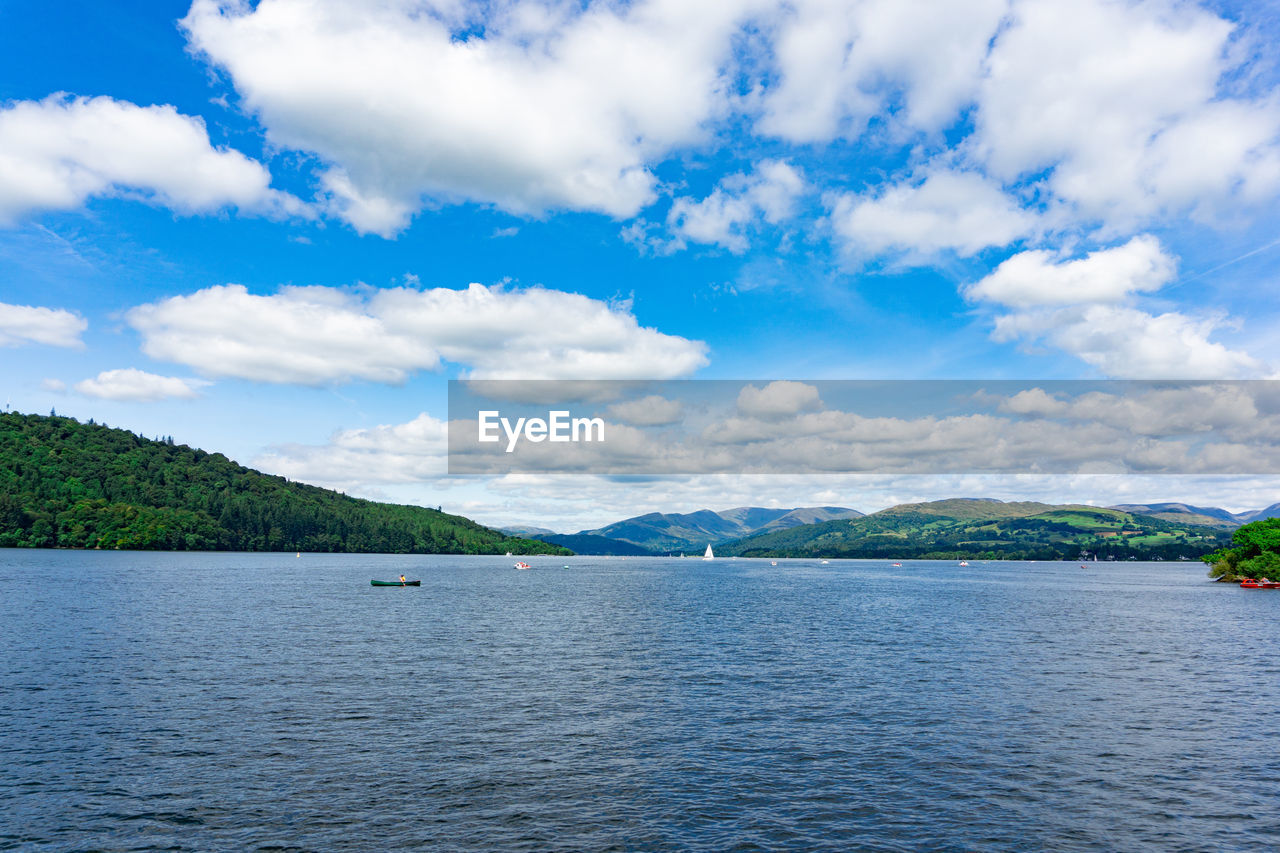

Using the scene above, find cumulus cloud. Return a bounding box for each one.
[966,235,1176,308]
[606,395,684,426]
[998,384,1266,438]
[73,368,209,402]
[828,170,1036,258]
[0,94,305,225]
[255,413,449,489]
[169,0,1280,247]
[766,0,1280,242]
[666,159,806,252]
[182,0,762,235]
[736,380,823,418]
[0,301,86,347]
[127,282,708,384]
[974,0,1280,225]
[992,304,1264,379]
[964,237,1266,377]
[758,0,1010,140]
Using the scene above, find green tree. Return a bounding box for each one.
[1204,518,1280,581]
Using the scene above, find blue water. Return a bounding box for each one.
[1,551,1277,851]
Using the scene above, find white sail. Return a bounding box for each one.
[703,544,714,560]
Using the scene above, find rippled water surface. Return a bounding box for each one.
[2,551,1278,851]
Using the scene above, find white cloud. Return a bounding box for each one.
[0,301,86,348]
[182,0,764,235]
[992,304,1264,378]
[998,384,1265,438]
[975,0,1280,226]
[758,0,1010,141]
[255,413,449,489]
[828,170,1036,258]
[371,285,709,379]
[128,284,440,385]
[127,282,708,384]
[736,380,823,418]
[73,368,208,402]
[966,236,1268,377]
[170,0,1280,245]
[667,159,805,252]
[0,94,304,225]
[606,395,684,426]
[966,235,1176,308]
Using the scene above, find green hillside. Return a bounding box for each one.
[0,412,569,555]
[580,505,863,552]
[720,499,1231,561]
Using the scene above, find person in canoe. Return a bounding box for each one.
[399,574,407,585]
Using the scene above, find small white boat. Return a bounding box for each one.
[958,560,969,566]
[514,561,531,570]
[702,544,714,561]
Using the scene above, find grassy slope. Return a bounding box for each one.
[720,500,1230,560]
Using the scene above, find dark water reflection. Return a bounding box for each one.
[1,551,1277,850]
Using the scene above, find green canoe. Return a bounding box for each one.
[371,579,421,586]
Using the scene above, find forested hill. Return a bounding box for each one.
[0,412,568,555]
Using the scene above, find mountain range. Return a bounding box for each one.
[1109,502,1280,527]
[511,498,1280,559]
[717,499,1238,560]
[575,505,865,554]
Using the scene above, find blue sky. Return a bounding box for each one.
[3,0,1280,530]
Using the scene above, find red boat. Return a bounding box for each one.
[1241,578,1263,588]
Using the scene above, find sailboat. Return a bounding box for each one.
[703,544,714,560]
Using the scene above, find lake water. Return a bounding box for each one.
[1,550,1277,851]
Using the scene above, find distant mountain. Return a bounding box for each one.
[579,505,863,553]
[754,506,867,533]
[1237,502,1280,523]
[1110,502,1243,528]
[500,525,559,538]
[531,533,656,556]
[720,498,1231,561]
[0,412,569,555]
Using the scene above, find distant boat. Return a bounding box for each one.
[703,544,714,561]
[514,561,531,570]
[295,552,300,558]
[820,560,829,565]
[371,579,420,586]
[892,562,902,567]
[959,561,969,566]
[771,561,777,566]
